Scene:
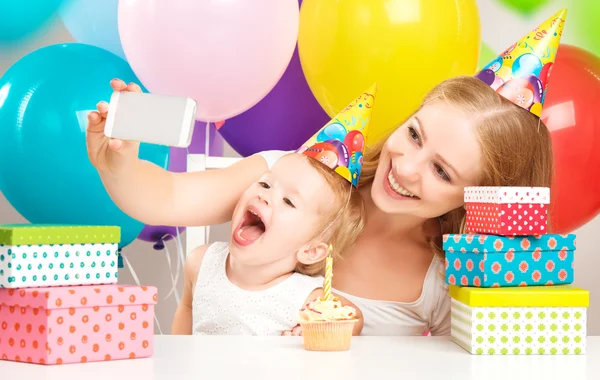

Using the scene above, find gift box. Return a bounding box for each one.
[0,225,120,288]
[0,284,157,365]
[464,186,549,235]
[444,234,575,288]
[450,285,588,355]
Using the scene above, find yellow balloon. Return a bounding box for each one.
[298,0,481,144]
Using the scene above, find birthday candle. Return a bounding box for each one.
[323,245,333,300]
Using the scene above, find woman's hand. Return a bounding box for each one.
[281,325,303,336]
[86,79,143,174]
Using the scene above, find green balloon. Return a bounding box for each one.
[497,0,549,16]
[478,42,498,71]
[569,0,600,57]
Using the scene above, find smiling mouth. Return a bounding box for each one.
[386,169,420,199]
[233,208,266,246]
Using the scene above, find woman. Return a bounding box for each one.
[87,22,559,334]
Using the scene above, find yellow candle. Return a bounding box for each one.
[323,245,333,301]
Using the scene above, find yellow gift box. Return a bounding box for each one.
[449,285,589,355]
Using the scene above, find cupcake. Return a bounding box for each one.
[298,296,358,351]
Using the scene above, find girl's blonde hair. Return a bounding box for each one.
[359,76,554,258]
[296,156,365,276]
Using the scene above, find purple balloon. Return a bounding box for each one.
[475,69,496,86]
[526,74,544,103]
[324,139,350,168]
[138,122,224,249]
[138,225,181,250]
[218,1,330,157]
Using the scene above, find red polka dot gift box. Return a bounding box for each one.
[443,234,576,288]
[464,187,549,236]
[0,284,157,365]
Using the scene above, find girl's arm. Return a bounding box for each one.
[87,78,273,227]
[100,154,268,227]
[171,245,209,334]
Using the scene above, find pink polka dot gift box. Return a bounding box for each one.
[0,284,157,365]
[443,233,576,288]
[464,187,549,236]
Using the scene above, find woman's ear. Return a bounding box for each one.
[297,242,329,265]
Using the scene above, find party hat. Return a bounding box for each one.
[474,8,567,117]
[297,84,377,187]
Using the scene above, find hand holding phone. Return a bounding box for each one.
[104,91,197,148]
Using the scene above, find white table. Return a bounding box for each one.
[0,336,598,380]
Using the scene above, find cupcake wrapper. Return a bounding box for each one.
[300,320,357,351]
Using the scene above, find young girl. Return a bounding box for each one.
[172,151,364,335]
[86,12,563,336]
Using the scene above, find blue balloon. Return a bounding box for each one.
[0,0,67,41]
[316,122,347,143]
[59,0,126,60]
[0,43,169,248]
[483,56,503,73]
[512,53,543,79]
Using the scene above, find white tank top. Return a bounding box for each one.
[255,150,452,336]
[192,242,324,335]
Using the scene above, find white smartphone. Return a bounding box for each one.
[104,91,197,148]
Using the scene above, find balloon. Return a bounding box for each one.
[138,122,225,248]
[566,0,600,57]
[478,42,498,71]
[0,43,170,249]
[496,0,549,16]
[0,0,66,41]
[512,53,543,79]
[138,226,180,251]
[118,0,300,122]
[59,0,126,59]
[298,0,481,145]
[218,45,330,157]
[540,45,600,233]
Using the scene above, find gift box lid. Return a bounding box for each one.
[464,186,550,204]
[0,224,120,246]
[449,285,589,307]
[443,234,576,253]
[0,285,157,310]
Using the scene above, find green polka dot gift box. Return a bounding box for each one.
[0,225,120,289]
[450,285,589,355]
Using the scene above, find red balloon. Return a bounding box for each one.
[540,45,600,233]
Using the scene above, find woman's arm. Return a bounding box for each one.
[171,245,209,334]
[428,287,451,336]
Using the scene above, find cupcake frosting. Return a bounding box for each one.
[299,297,357,322]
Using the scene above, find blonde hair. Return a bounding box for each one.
[359,76,554,258]
[295,156,365,276]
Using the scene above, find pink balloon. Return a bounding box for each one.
[118,0,299,122]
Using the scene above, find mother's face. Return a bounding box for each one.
[370,102,483,219]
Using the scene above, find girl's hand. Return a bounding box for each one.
[86,79,143,174]
[281,325,303,336]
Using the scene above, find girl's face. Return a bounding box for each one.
[371,102,484,219]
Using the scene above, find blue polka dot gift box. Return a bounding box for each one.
[0,225,120,288]
[443,234,576,288]
[450,285,588,355]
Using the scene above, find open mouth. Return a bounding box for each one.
[233,207,266,246]
[385,167,421,200]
